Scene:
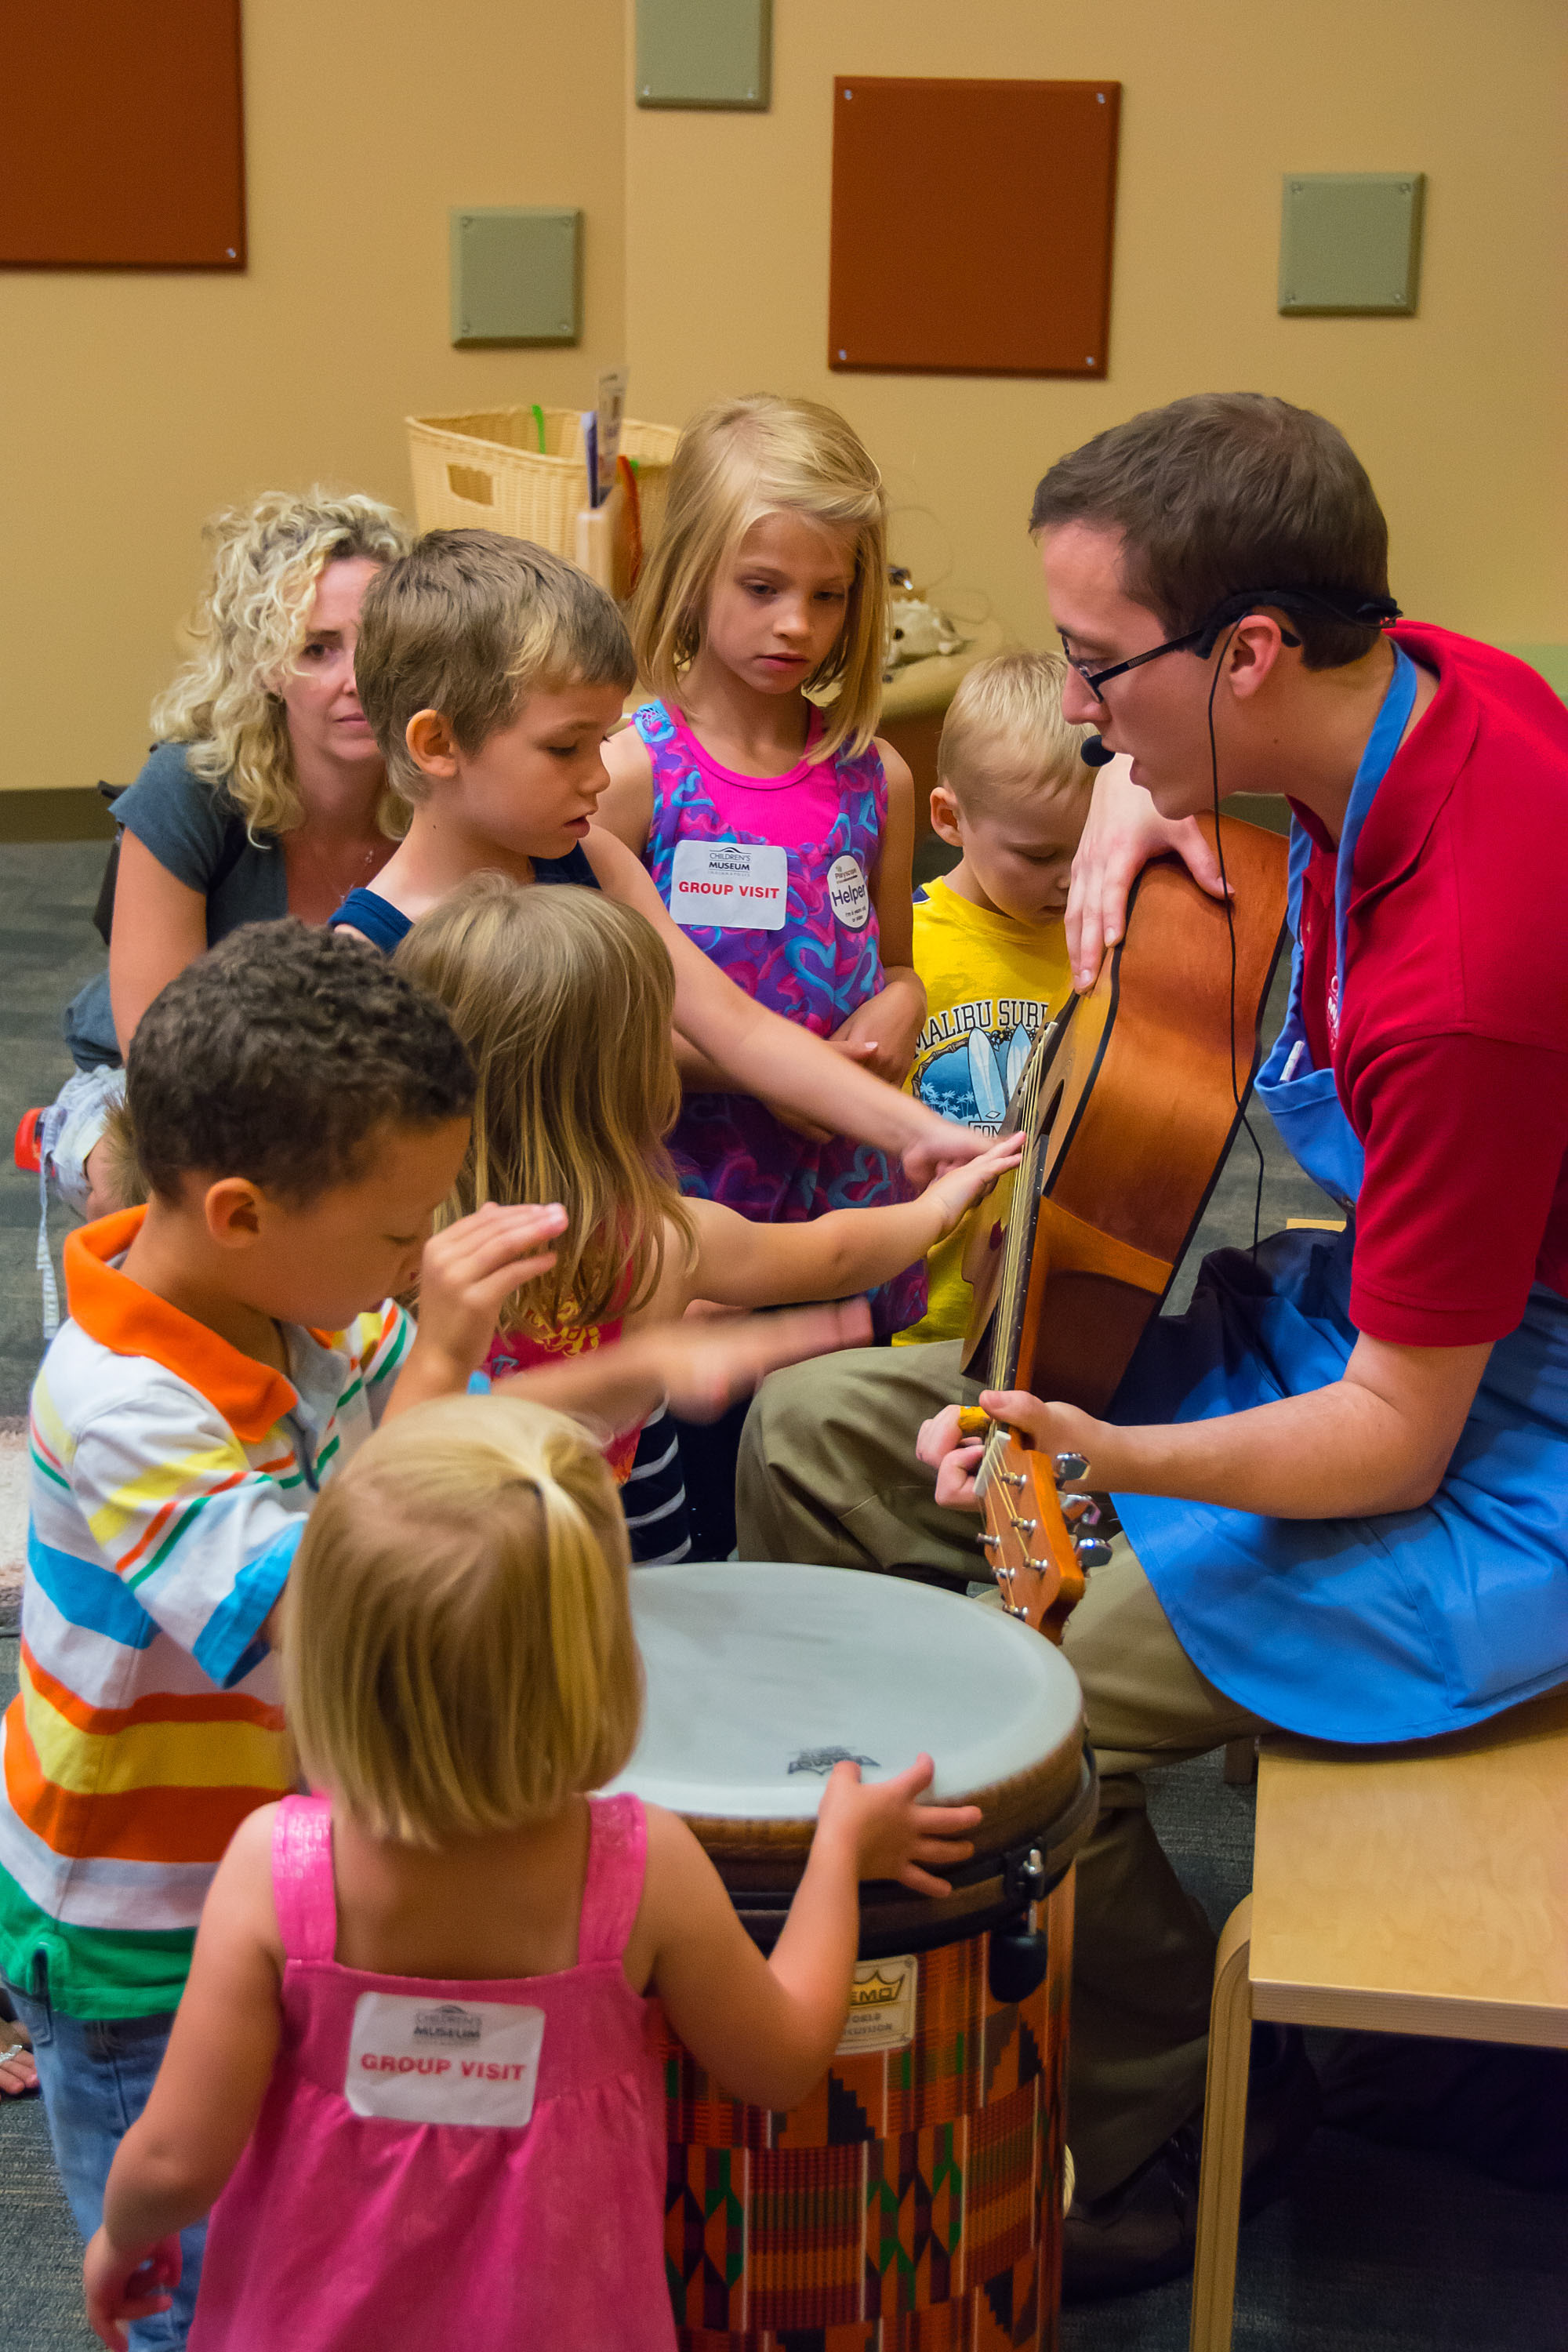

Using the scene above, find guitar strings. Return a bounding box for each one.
[1207,626,1268,1259]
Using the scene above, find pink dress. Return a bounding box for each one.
[190,1792,673,2351]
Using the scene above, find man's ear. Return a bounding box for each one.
[929,783,965,849]
[1224,614,1294,702]
[405,708,460,779]
[204,1177,267,1248]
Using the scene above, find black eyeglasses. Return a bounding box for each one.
[1058,584,1399,702]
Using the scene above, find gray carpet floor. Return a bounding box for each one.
[2,846,1564,2346]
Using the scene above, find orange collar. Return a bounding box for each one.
[64,1207,303,1442]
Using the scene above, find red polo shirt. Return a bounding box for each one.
[1291,625,1568,1347]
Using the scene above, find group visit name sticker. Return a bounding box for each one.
[345,1991,545,2127]
[670,839,789,930]
[834,1953,917,2056]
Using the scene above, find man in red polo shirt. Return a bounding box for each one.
[737,394,1568,2297]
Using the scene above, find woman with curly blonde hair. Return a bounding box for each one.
[46,488,409,1218]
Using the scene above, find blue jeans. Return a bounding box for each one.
[3,1966,205,2349]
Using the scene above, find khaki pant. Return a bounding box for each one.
[737,1340,1268,2200]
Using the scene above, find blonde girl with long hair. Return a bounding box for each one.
[84,1397,978,2350]
[597,397,929,1336]
[394,877,1019,1552]
[41,489,408,1222]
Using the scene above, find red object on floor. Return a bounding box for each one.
[13,1109,45,1174]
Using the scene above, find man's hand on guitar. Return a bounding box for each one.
[1065,754,1231,992]
[917,1391,1103,1512]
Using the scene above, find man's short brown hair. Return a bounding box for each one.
[355,530,637,804]
[1030,394,1390,669]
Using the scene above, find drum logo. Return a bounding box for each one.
[788,1744,879,1775]
[836,1955,918,2056]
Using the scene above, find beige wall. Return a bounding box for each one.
[0,0,626,795]
[624,0,1566,659]
[5,0,1563,794]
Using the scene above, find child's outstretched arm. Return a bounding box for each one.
[635,1759,982,2113]
[83,1808,284,2349]
[679,1131,1025,1311]
[494,1298,874,1428]
[826,739,926,1087]
[583,827,984,1179]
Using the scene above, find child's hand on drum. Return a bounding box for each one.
[816,1755,982,1899]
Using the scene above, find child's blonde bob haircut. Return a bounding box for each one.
[283,1394,641,1845]
[395,876,696,1330]
[631,394,887,764]
[937,651,1094,815]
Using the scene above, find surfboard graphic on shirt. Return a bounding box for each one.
[909,1001,1051,1134]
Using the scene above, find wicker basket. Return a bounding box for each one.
[406,405,680,568]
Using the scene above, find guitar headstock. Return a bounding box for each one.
[956,1406,1109,1643]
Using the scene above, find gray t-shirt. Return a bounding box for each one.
[64,742,288,1067]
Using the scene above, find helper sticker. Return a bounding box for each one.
[826,853,869,930]
[670,839,789,931]
[344,1992,545,2128]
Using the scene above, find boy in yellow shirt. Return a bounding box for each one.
[896,651,1094,1345]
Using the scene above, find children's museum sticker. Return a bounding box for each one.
[834,1954,917,2056]
[826,852,869,930]
[670,839,789,931]
[345,1991,545,2127]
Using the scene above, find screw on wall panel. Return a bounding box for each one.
[1399,182,1411,193]
[642,85,652,95]
[1290,182,1302,194]
[1096,91,1105,102]
[1085,356,1095,365]
[461,216,471,227]
[837,347,848,360]
[225,247,236,258]
[746,89,755,98]
[844,88,852,99]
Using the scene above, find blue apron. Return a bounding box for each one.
[1111,648,1568,1741]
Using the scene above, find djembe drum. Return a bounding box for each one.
[608,1561,1095,2352]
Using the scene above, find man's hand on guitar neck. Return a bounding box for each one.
[1065,754,1231,992]
[916,1392,1098,1513]
[921,1335,1494,1524]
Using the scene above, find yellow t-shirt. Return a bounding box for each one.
[895,875,1074,1347]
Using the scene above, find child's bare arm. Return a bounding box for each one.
[681,1134,1024,1309]
[583,827,983,1180]
[595,724,657,858]
[829,742,926,1085]
[85,1809,284,2345]
[635,1762,980,2111]
[495,1298,874,1428]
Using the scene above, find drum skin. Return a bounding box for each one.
[613,1564,1088,2352]
[662,1873,1074,2350]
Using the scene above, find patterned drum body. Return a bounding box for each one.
[608,1563,1091,2352]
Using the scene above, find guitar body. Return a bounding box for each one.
[963,814,1289,1416]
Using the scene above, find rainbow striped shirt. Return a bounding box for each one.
[0,1209,411,2018]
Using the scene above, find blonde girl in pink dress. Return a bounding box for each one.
[82,1396,981,2352]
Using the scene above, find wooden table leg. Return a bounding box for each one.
[1189,1895,1254,2352]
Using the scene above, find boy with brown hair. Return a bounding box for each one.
[898,650,1094,1343]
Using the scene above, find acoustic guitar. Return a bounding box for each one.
[956,815,1289,1639]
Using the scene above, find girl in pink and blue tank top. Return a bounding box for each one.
[83,1396,979,2352]
[600,394,929,1347]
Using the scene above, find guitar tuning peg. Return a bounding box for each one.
[1061,1495,1091,1523]
[1053,1452,1088,1484]
[1073,1537,1113,1567]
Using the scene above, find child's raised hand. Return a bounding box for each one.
[412,1203,568,1377]
[84,2227,181,2350]
[644,1298,873,1421]
[815,1755,982,1898]
[923,1130,1025,1233]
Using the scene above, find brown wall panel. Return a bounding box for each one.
[829,76,1119,377]
[0,1,245,268]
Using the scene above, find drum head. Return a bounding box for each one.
[607,1562,1084,1878]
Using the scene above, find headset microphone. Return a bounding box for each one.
[1081,735,1116,768]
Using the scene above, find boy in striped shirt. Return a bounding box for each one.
[0,922,564,2344]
